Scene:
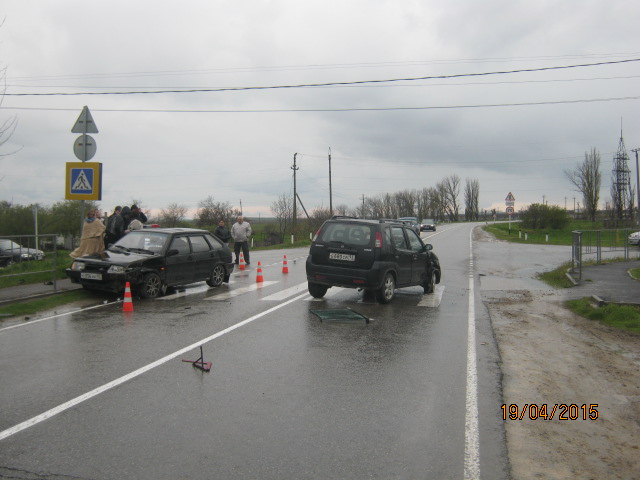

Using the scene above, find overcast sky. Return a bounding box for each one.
[2,1,640,219]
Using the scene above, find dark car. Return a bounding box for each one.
[397,216,420,234]
[306,216,441,303]
[66,228,234,298]
[0,239,45,266]
[420,219,436,231]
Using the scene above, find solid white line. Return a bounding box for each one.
[464,227,481,479]
[416,285,445,307]
[0,291,310,442]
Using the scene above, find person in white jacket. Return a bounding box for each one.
[231,216,252,265]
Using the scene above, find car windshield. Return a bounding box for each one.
[319,223,373,246]
[422,219,435,223]
[398,217,418,223]
[112,231,169,253]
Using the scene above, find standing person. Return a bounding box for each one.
[125,211,143,233]
[231,216,252,265]
[104,206,124,247]
[130,204,147,224]
[214,219,231,245]
[120,206,132,231]
[70,209,106,258]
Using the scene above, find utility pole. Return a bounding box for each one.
[632,148,640,223]
[291,153,299,232]
[328,147,333,216]
[239,199,243,215]
[362,194,365,217]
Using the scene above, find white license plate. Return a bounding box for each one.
[81,272,102,280]
[329,252,355,261]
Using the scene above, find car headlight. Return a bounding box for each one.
[108,265,127,274]
[70,262,85,271]
[20,253,30,258]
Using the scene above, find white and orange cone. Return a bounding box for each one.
[256,261,264,283]
[123,281,134,312]
[239,252,246,271]
[282,255,289,274]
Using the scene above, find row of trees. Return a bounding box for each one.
[565,147,636,224]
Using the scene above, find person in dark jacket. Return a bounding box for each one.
[130,204,147,224]
[120,206,132,231]
[214,219,231,245]
[104,206,124,247]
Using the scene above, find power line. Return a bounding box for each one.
[5,58,640,97]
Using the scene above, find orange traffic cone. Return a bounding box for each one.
[282,254,289,274]
[239,252,246,271]
[123,282,134,312]
[256,261,264,283]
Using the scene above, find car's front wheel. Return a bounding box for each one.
[376,272,395,304]
[308,282,328,298]
[423,268,437,294]
[207,264,226,287]
[141,272,163,298]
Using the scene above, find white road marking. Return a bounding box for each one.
[464,227,481,480]
[261,282,309,301]
[0,292,310,442]
[205,281,278,301]
[416,285,445,307]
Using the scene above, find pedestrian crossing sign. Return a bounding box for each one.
[65,162,102,200]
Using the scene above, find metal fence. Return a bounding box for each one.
[571,229,640,281]
[0,234,60,291]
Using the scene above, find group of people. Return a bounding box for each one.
[69,204,147,259]
[69,207,254,266]
[214,216,252,265]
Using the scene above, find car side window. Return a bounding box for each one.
[189,235,211,253]
[205,234,223,250]
[406,229,424,252]
[391,227,408,250]
[170,236,191,255]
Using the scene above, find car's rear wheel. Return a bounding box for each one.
[376,272,395,304]
[207,264,225,287]
[308,282,328,298]
[141,272,163,298]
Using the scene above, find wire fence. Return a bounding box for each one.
[0,234,60,291]
[571,229,640,281]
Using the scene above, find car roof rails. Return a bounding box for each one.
[378,218,404,224]
[330,215,359,220]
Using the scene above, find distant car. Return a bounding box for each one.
[629,231,640,245]
[306,216,441,303]
[420,219,436,232]
[66,228,234,298]
[0,239,45,266]
[397,216,421,234]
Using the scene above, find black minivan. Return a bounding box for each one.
[306,217,441,303]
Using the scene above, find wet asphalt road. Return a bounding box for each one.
[0,224,509,480]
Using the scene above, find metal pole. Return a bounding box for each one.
[328,147,333,216]
[291,153,298,233]
[633,148,640,223]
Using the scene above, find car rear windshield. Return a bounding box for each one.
[318,223,373,246]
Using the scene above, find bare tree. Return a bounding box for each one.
[159,203,188,227]
[464,178,480,221]
[271,193,294,238]
[564,148,601,222]
[195,195,238,228]
[438,174,461,222]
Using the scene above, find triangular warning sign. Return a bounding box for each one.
[71,106,99,134]
[72,170,93,191]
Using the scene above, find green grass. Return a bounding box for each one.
[630,267,640,280]
[566,298,640,333]
[537,262,576,288]
[483,220,606,245]
[0,289,98,319]
[0,250,73,288]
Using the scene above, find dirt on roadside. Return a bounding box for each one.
[476,228,640,480]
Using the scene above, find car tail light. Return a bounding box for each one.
[312,228,322,242]
[375,231,383,248]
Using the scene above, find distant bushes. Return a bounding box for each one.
[520,203,570,230]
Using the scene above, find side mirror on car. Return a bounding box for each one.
[424,244,433,251]
[167,249,180,257]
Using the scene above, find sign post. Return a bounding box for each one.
[68,106,101,232]
[505,192,516,234]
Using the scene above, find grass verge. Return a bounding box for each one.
[537,262,576,288]
[566,298,640,333]
[0,289,98,319]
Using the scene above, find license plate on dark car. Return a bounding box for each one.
[329,253,355,261]
[81,272,102,280]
